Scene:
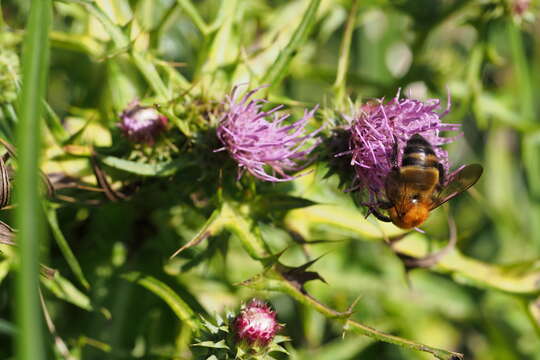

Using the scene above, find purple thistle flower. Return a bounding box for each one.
[233,299,282,346]
[119,100,168,144]
[216,85,321,182]
[342,90,460,201]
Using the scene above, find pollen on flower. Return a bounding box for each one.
[341,90,460,202]
[216,85,322,182]
[233,299,282,346]
[118,100,168,144]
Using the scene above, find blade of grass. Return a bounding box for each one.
[14,0,52,359]
[46,207,90,290]
[261,0,321,87]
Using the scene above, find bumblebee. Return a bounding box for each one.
[369,134,483,229]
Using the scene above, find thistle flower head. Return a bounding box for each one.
[118,100,168,144]
[344,90,460,201]
[513,0,530,16]
[216,85,321,182]
[233,299,282,346]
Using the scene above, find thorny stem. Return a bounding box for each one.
[249,267,463,360]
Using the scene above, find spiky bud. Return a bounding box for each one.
[118,100,168,144]
[233,299,282,347]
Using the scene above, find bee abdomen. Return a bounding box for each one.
[402,134,439,169]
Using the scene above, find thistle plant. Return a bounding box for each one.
[4,1,540,360]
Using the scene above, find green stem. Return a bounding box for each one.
[221,202,272,261]
[266,268,463,360]
[176,0,208,35]
[15,0,52,359]
[333,0,359,107]
[507,20,534,123]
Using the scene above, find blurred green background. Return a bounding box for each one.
[1,0,540,359]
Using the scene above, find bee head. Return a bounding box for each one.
[389,203,430,229]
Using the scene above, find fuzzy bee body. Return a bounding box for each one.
[369,134,483,229]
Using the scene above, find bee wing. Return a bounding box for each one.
[430,164,483,210]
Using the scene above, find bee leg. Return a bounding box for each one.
[369,207,392,223]
[377,200,394,210]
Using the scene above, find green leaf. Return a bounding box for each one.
[41,273,93,311]
[176,0,208,34]
[15,0,52,359]
[523,131,540,199]
[0,319,17,336]
[193,339,230,350]
[255,194,317,214]
[131,51,171,101]
[43,100,70,145]
[95,0,133,26]
[46,207,90,289]
[122,272,197,328]
[99,155,193,177]
[80,1,130,49]
[200,316,221,334]
[261,0,321,87]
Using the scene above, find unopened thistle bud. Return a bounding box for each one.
[118,100,168,144]
[233,299,282,347]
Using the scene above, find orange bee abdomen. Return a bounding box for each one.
[388,204,430,229]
